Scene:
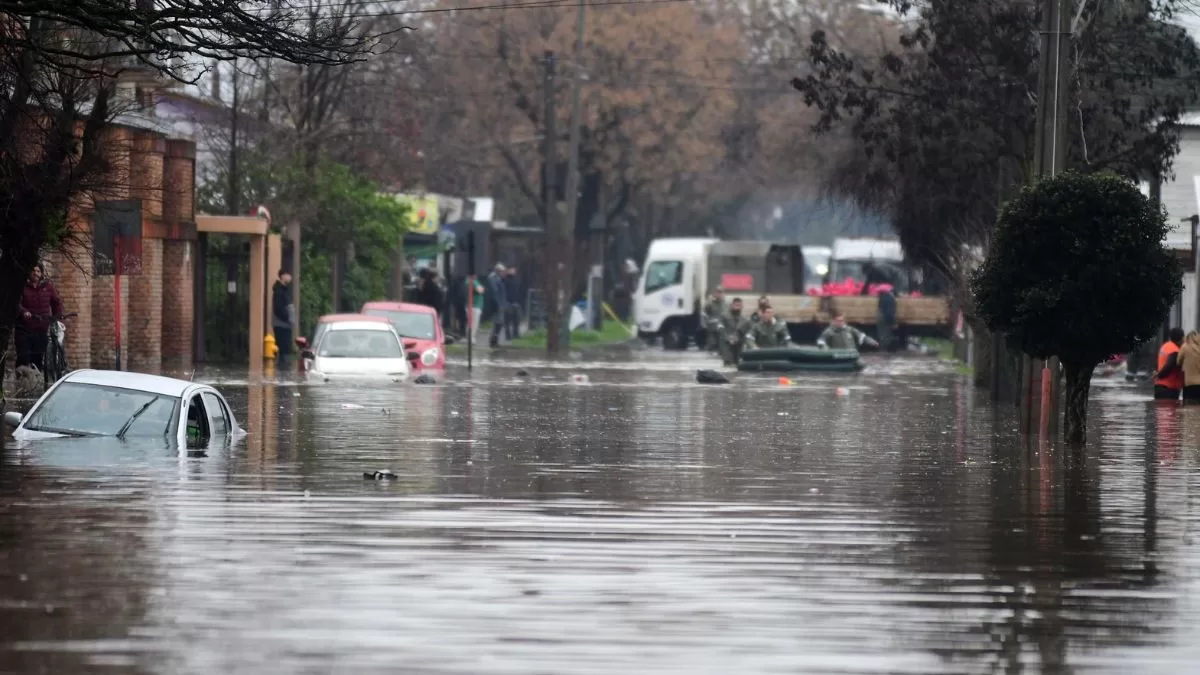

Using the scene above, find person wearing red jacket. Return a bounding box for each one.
[16,263,63,370]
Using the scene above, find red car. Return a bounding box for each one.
[360,301,452,370]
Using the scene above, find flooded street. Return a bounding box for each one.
[2,348,1199,674]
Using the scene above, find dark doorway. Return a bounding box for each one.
[202,234,251,363]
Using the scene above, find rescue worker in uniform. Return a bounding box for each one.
[1154,327,1186,400]
[718,297,751,365]
[750,296,771,324]
[817,312,879,350]
[702,287,727,352]
[746,306,792,349]
[1176,331,1200,403]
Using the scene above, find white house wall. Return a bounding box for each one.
[1160,126,1200,249]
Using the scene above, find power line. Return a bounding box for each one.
[252,0,695,20]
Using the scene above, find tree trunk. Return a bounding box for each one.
[1062,361,1096,446]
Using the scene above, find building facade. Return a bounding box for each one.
[44,120,198,374]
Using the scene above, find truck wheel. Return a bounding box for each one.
[661,323,687,350]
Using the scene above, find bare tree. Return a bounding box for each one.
[0,1,369,393]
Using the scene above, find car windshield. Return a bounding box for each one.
[24,382,179,437]
[644,260,683,294]
[316,329,404,358]
[363,309,437,340]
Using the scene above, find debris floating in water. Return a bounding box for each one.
[570,374,590,385]
[516,369,529,377]
[696,369,729,384]
[341,403,366,410]
[363,470,398,480]
[835,387,850,397]
[413,373,437,385]
[778,376,792,386]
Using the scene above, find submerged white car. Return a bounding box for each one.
[304,315,411,381]
[4,370,242,446]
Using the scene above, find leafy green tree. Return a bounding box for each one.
[792,0,1200,290]
[198,151,409,340]
[971,171,1181,445]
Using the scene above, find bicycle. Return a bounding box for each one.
[42,311,77,389]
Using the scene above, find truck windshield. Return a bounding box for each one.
[832,260,909,292]
[644,261,683,294]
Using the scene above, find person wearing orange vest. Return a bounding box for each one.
[1154,328,1185,400]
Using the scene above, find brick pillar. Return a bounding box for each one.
[162,139,196,370]
[46,227,93,370]
[164,139,195,227]
[128,238,163,372]
[127,130,166,373]
[162,240,194,369]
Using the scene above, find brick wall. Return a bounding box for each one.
[164,140,195,226]
[161,239,194,369]
[45,229,94,369]
[128,238,163,372]
[10,126,200,383]
[90,274,129,370]
[130,131,165,219]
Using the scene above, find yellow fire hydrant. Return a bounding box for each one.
[264,333,279,360]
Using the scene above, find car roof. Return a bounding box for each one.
[62,369,206,398]
[324,320,397,332]
[361,301,437,315]
[316,313,392,325]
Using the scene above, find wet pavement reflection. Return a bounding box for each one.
[1,348,1199,674]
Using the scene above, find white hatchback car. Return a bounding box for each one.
[5,369,242,446]
[305,315,411,381]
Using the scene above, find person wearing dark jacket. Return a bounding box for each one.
[486,264,507,347]
[272,270,295,363]
[16,263,64,370]
[503,267,522,339]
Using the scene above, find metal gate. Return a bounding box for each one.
[203,234,251,364]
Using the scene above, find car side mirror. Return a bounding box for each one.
[4,411,22,428]
[300,349,315,360]
[403,340,418,350]
[295,337,308,348]
[406,351,420,361]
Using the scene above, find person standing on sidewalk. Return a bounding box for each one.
[486,263,508,347]
[503,266,522,340]
[464,276,486,346]
[272,270,295,365]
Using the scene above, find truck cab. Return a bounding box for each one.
[829,238,909,291]
[633,237,718,349]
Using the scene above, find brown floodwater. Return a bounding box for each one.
[0,347,1197,674]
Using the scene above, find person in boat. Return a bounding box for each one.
[718,297,751,366]
[817,312,879,350]
[1153,327,1186,400]
[746,306,791,349]
[750,296,771,323]
[702,286,727,352]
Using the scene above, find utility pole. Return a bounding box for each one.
[542,50,561,355]
[1024,0,1073,438]
[559,0,587,354]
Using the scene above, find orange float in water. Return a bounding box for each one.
[778,376,792,386]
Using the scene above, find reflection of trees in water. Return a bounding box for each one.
[0,459,155,674]
[896,395,1179,673]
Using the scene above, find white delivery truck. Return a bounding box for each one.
[828,237,905,286]
[632,237,719,349]
[801,245,832,293]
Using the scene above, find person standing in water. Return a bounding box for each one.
[1154,327,1185,400]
